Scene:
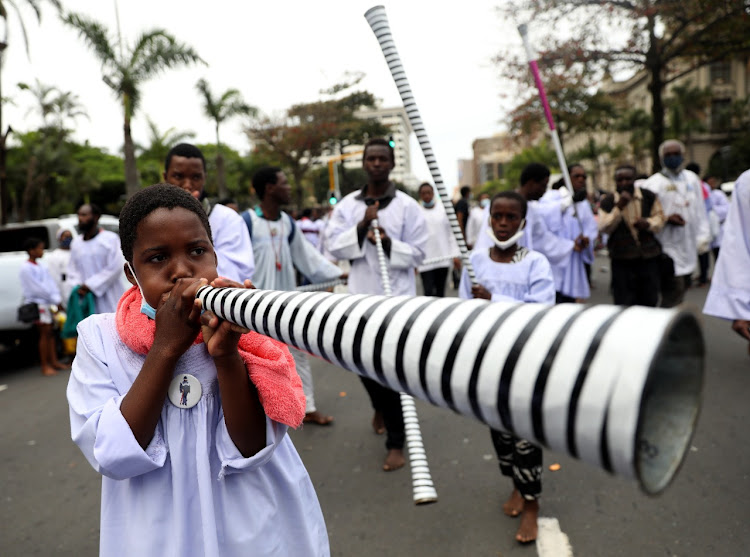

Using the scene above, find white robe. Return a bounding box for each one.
[709,188,731,249]
[246,210,341,292]
[19,260,62,306]
[465,205,485,247]
[703,169,750,321]
[641,169,710,276]
[67,314,330,557]
[45,248,73,304]
[209,203,255,283]
[326,190,428,296]
[417,202,460,273]
[67,230,126,314]
[473,202,575,268]
[458,247,555,305]
[540,191,598,299]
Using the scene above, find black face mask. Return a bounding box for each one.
[572,189,587,203]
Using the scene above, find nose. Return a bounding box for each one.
[169,256,193,283]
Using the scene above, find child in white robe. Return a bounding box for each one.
[458,191,555,544]
[67,184,329,557]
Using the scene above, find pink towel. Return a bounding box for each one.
[115,286,305,428]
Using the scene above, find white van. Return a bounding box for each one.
[0,214,120,351]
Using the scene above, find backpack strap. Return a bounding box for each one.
[241,209,253,240]
[286,213,296,244]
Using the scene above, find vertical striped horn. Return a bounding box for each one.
[197,286,704,495]
[364,5,476,285]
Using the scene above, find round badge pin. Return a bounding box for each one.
[168,374,202,409]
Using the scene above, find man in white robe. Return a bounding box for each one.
[326,138,428,472]
[704,169,750,353]
[67,204,126,314]
[163,143,254,283]
[641,140,710,307]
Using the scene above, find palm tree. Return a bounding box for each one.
[135,117,195,184]
[196,78,256,199]
[63,11,203,198]
[0,0,62,224]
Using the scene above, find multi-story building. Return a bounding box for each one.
[468,134,516,189]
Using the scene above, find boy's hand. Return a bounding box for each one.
[200,278,252,359]
[471,284,492,300]
[152,278,206,357]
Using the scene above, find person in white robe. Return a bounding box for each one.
[45,227,75,306]
[540,172,598,301]
[641,140,710,307]
[243,167,343,426]
[474,163,575,271]
[67,204,126,314]
[465,193,490,248]
[416,182,460,297]
[703,169,750,352]
[326,138,428,472]
[163,143,254,283]
[707,175,730,257]
[458,191,554,544]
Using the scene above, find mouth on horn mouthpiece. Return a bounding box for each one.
[635,311,703,495]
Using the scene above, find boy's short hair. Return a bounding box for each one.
[24,237,44,252]
[252,166,282,200]
[164,143,206,173]
[119,183,212,263]
[490,191,528,218]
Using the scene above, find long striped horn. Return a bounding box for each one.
[364,5,476,285]
[197,286,704,495]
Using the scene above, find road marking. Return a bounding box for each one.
[0,385,8,393]
[536,517,573,557]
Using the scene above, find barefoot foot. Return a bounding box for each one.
[502,489,524,518]
[53,361,71,371]
[515,499,539,544]
[41,367,58,376]
[372,410,385,435]
[303,410,334,426]
[383,448,405,471]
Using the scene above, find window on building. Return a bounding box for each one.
[709,61,731,84]
[496,163,504,179]
[710,98,732,132]
[483,163,494,182]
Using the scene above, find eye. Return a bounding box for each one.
[148,253,167,263]
[191,247,207,256]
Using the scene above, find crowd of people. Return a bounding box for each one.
[15,136,747,554]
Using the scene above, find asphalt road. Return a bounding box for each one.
[2,254,749,556]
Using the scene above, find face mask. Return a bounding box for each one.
[126,261,157,320]
[485,218,526,250]
[480,198,490,209]
[663,154,683,171]
[421,199,435,208]
[59,237,72,249]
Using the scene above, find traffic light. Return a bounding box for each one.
[329,194,338,206]
[388,135,395,148]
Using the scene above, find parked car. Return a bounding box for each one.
[0,214,120,351]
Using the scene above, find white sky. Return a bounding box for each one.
[1,1,523,188]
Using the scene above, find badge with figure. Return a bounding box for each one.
[168,374,202,409]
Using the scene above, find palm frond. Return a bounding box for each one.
[130,29,204,80]
[62,11,118,67]
[195,78,219,120]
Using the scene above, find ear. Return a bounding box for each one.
[162,170,168,182]
[124,262,137,287]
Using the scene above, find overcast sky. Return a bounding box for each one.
[2,1,524,188]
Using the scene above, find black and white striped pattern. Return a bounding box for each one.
[364,5,476,285]
[197,285,704,495]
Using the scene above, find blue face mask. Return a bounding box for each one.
[480,198,490,209]
[59,237,72,249]
[126,262,157,320]
[421,199,435,208]
[663,154,683,171]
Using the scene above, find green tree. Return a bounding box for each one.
[503,141,558,189]
[246,78,388,207]
[196,78,256,199]
[63,11,203,198]
[136,117,195,185]
[497,0,750,172]
[665,84,712,161]
[0,0,62,224]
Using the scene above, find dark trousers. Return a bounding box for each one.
[610,257,660,307]
[698,251,710,285]
[360,377,404,450]
[555,292,576,304]
[490,429,542,500]
[420,267,449,298]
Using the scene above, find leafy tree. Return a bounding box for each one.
[570,138,625,189]
[0,0,62,224]
[63,11,203,198]
[246,78,389,207]
[503,140,558,189]
[497,0,750,171]
[196,78,256,199]
[136,117,195,185]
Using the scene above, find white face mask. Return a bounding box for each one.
[485,218,526,250]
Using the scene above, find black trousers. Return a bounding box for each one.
[360,377,405,450]
[490,429,542,500]
[610,257,660,307]
[420,267,449,298]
